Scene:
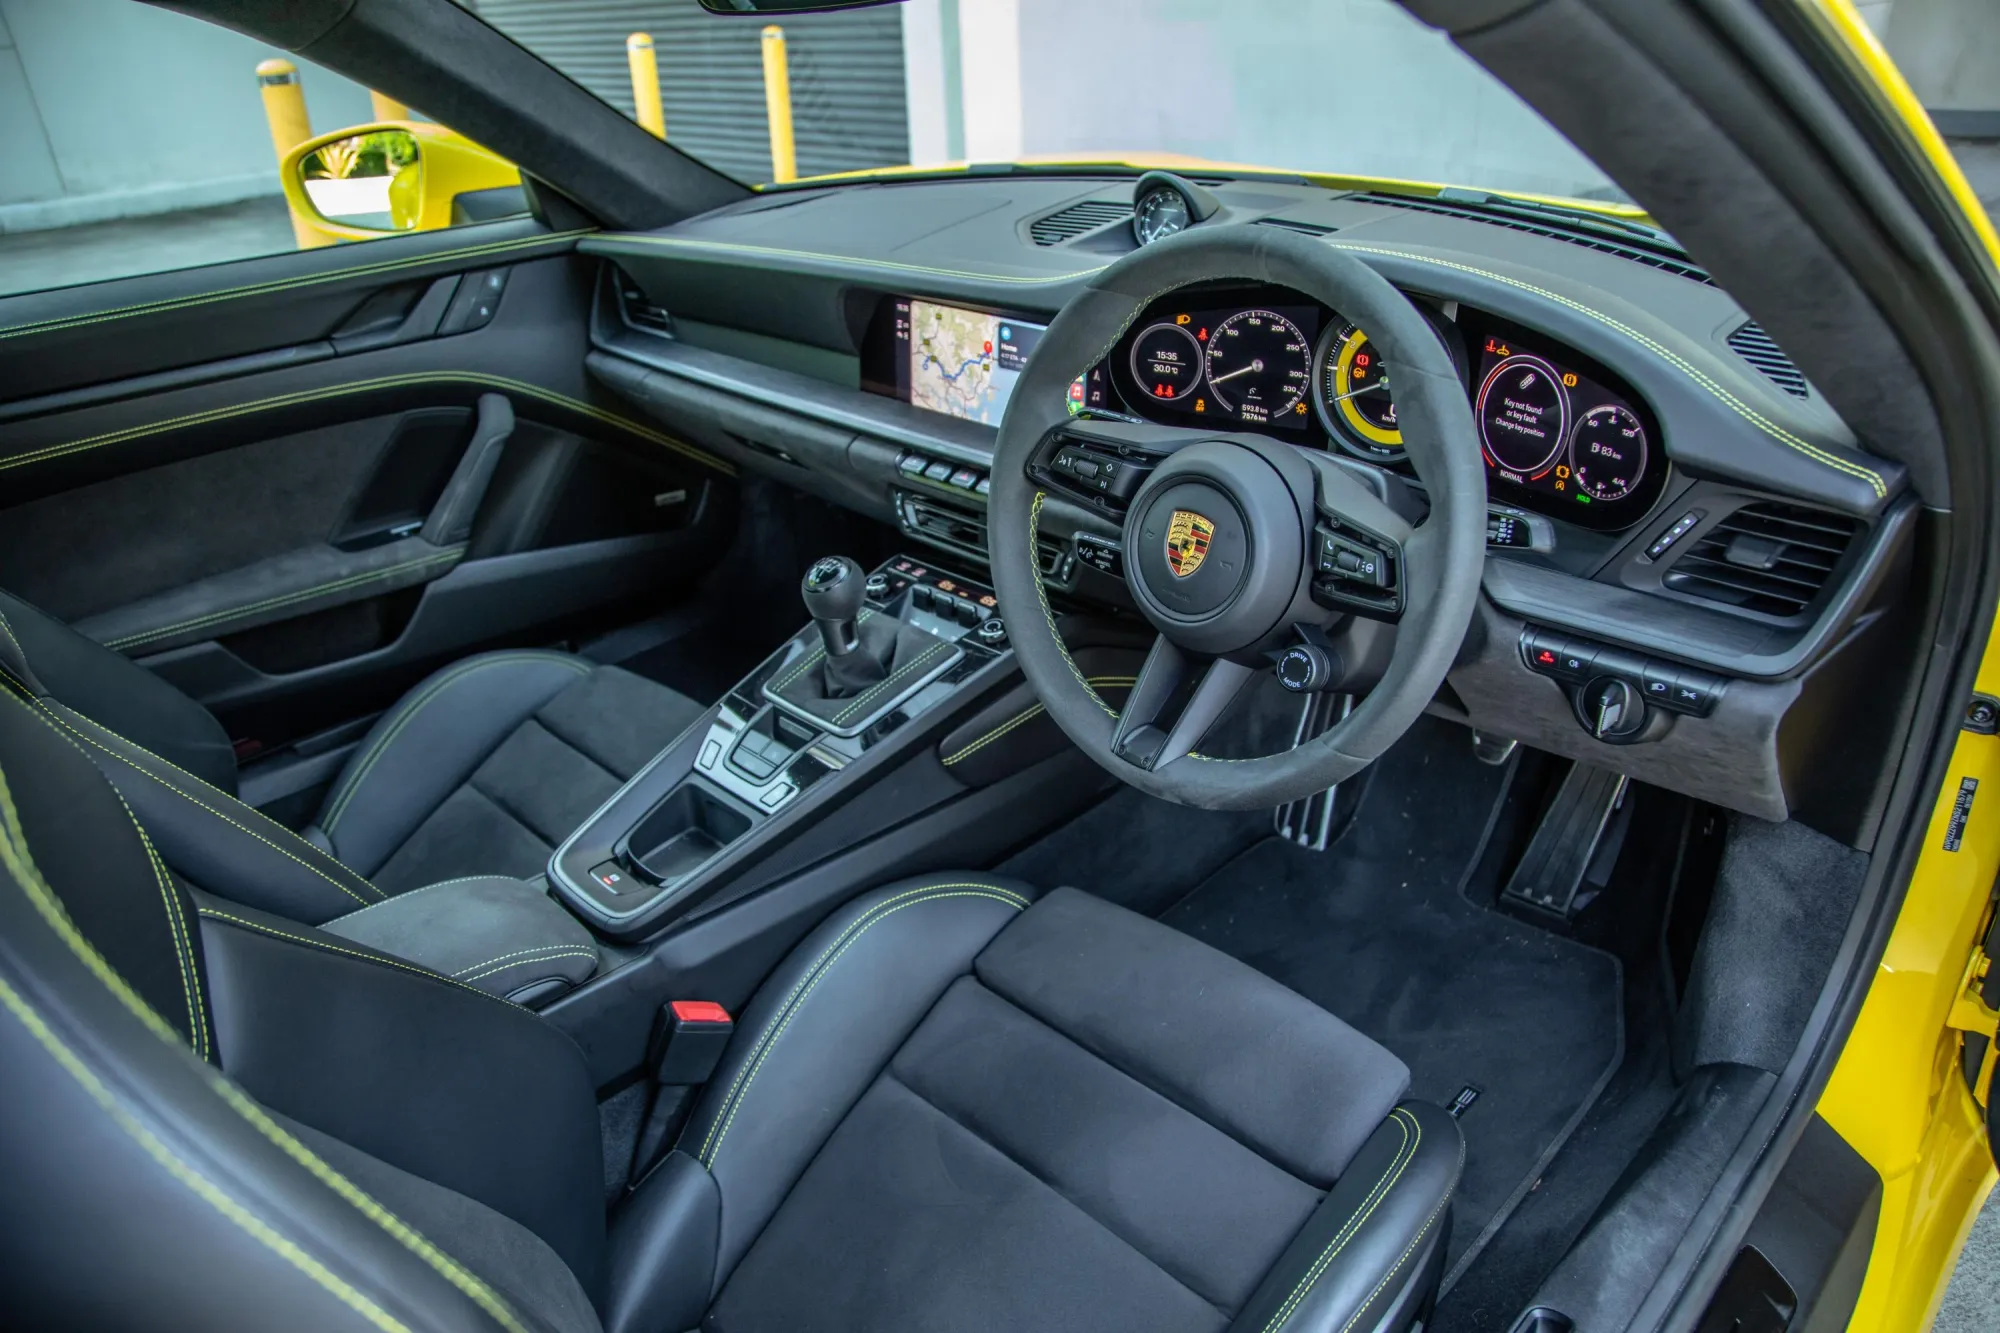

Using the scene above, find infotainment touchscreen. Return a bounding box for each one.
[888,298,1046,425]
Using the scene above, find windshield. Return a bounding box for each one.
[474,0,1623,204]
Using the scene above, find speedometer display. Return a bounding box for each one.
[1569,404,1648,501]
[1203,309,1312,424]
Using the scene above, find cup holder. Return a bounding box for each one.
[621,784,754,887]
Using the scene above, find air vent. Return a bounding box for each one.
[1256,218,1336,237]
[1353,192,1714,285]
[1726,322,1810,398]
[1030,199,1132,246]
[1662,501,1860,618]
[614,271,673,336]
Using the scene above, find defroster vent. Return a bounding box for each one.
[1662,501,1859,619]
[1030,200,1132,245]
[1726,322,1809,398]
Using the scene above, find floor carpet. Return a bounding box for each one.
[1155,716,1624,1279]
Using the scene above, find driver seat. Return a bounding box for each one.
[0,687,1462,1333]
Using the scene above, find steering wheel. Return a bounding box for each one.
[987,226,1487,810]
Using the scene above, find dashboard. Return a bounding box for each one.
[860,285,1667,532]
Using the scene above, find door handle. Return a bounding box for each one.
[421,392,515,547]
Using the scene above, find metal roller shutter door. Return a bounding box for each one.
[469,0,908,183]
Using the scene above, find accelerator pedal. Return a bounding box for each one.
[1273,691,1353,851]
[1502,762,1630,920]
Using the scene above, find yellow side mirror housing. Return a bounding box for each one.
[280,121,524,241]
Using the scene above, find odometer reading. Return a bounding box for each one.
[1568,404,1648,502]
[1477,353,1572,479]
[1203,309,1312,424]
[1129,322,1203,402]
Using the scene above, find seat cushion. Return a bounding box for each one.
[313,653,704,893]
[697,884,1433,1333]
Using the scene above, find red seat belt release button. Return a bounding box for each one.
[653,1000,735,1085]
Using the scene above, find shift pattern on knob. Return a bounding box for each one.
[802,556,866,656]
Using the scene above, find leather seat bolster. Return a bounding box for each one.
[1226,1101,1463,1333]
[319,875,599,1005]
[976,886,1412,1184]
[602,1150,721,1333]
[315,651,596,877]
[41,698,384,924]
[679,873,1038,1287]
[194,891,608,1300]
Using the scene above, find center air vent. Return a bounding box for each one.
[1030,200,1132,246]
[1662,501,1859,619]
[1725,322,1810,398]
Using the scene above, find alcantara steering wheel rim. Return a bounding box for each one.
[985,225,1488,810]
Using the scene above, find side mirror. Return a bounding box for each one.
[280,123,525,240]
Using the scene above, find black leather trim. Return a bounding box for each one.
[319,875,600,1004]
[678,873,1037,1289]
[197,892,608,1300]
[1225,1101,1464,1333]
[39,698,386,923]
[603,1150,721,1333]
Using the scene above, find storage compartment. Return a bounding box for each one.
[621,783,755,887]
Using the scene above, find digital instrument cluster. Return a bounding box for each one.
[1105,292,1667,531]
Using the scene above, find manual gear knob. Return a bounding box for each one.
[801,555,866,657]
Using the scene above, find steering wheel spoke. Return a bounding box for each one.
[1110,635,1254,771]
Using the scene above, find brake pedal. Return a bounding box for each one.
[1274,692,1352,851]
[1502,762,1629,919]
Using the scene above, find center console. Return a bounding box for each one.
[548,554,1016,938]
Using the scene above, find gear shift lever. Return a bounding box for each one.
[802,556,865,657]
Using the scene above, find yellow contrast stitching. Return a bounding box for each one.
[0,744,526,1332]
[589,232,1104,287]
[0,608,25,666]
[1027,492,1119,719]
[830,641,952,724]
[459,950,597,985]
[770,610,875,693]
[1260,1108,1422,1333]
[0,228,594,341]
[105,549,462,651]
[7,695,209,1059]
[0,975,413,1333]
[697,882,1029,1165]
[36,702,380,907]
[1331,1132,1462,1333]
[940,675,1138,766]
[0,373,732,477]
[450,943,596,979]
[321,653,590,833]
[1328,241,1888,497]
[198,909,521,1008]
[324,875,507,923]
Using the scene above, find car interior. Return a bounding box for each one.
[3,1,1997,1331]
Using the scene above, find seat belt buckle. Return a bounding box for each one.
[651,1000,734,1085]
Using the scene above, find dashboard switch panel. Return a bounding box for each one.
[1521,625,1726,726]
[1644,509,1705,560]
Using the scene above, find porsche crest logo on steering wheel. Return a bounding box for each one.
[1165,510,1215,578]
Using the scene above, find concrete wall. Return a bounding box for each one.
[0,0,371,232]
[903,0,1616,200]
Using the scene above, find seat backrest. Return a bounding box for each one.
[0,688,605,1333]
[0,588,237,793]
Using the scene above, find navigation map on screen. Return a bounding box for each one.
[896,298,1046,425]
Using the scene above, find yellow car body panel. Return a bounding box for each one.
[1801,4,2000,1327]
[279,121,520,245]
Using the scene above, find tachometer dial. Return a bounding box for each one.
[1319,323,1401,457]
[1477,353,1572,479]
[1203,309,1312,423]
[1129,322,1204,402]
[1133,186,1191,246]
[1567,404,1648,502]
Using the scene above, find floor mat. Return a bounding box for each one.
[1157,716,1623,1280]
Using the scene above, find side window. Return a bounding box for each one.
[0,0,527,299]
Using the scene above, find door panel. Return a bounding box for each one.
[0,228,738,754]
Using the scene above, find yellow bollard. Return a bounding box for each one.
[369,90,410,122]
[627,33,666,138]
[760,25,797,184]
[255,59,331,249]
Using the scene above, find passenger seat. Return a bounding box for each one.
[0,588,703,1001]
